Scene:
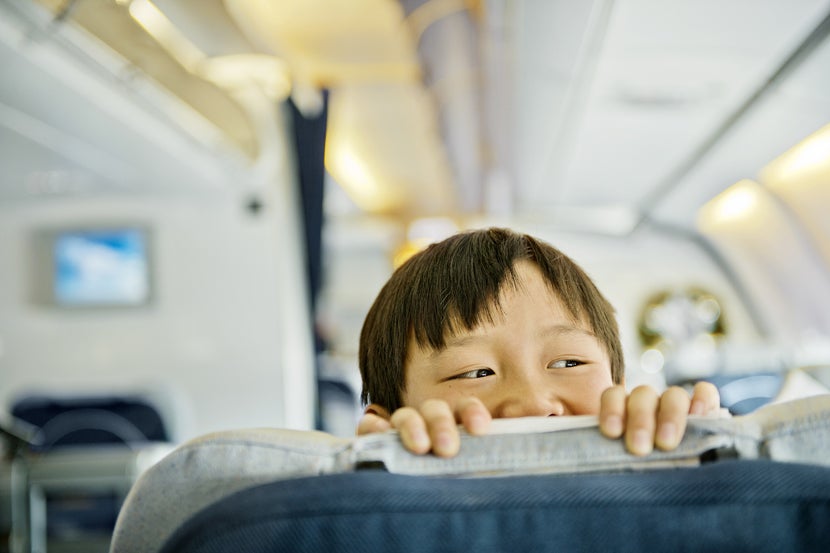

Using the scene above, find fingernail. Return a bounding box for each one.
[657,422,677,447]
[690,401,705,416]
[632,430,653,455]
[435,430,454,451]
[604,415,623,437]
[411,428,429,450]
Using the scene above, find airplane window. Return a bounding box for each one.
[637,287,727,384]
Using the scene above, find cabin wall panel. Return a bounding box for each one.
[0,195,297,442]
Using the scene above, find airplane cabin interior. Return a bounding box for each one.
[1,0,830,551]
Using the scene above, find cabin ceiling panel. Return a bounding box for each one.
[509,0,830,224]
[225,0,421,84]
[3,0,829,231]
[151,0,258,57]
[0,5,246,203]
[21,0,260,159]
[651,33,830,228]
[327,82,457,216]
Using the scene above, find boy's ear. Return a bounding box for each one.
[364,403,392,420]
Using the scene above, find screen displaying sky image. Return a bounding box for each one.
[54,229,150,306]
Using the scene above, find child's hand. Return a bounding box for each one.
[356,382,721,458]
[599,382,721,455]
[356,397,491,458]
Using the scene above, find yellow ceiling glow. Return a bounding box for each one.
[326,146,403,213]
[393,240,428,268]
[334,149,372,191]
[762,123,830,188]
[698,179,761,230]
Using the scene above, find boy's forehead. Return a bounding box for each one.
[410,261,590,351]
[498,260,574,311]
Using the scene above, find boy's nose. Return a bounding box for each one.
[493,387,566,418]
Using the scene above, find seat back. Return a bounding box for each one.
[11,394,168,450]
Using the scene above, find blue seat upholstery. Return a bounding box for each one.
[160,460,830,553]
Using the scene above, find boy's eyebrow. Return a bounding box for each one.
[537,324,596,339]
[431,324,596,358]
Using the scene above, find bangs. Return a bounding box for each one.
[407,247,523,352]
[409,260,585,353]
[412,269,518,351]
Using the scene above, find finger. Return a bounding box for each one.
[457,397,491,435]
[420,399,461,458]
[356,413,392,436]
[690,381,720,415]
[390,407,431,455]
[655,386,691,451]
[599,385,627,439]
[625,385,659,456]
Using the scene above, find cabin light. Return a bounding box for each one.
[129,0,205,73]
[761,123,830,186]
[697,179,760,228]
[332,149,372,195]
[326,147,401,212]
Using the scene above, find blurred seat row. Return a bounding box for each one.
[1,394,173,553]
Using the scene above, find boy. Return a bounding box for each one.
[356,227,720,457]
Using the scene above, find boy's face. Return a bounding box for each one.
[402,260,615,417]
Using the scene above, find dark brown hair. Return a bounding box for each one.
[358,227,623,411]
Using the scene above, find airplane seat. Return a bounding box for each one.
[696,373,786,415]
[110,395,830,553]
[157,460,830,553]
[11,394,170,450]
[691,364,830,416]
[5,393,174,548]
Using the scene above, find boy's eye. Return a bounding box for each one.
[549,359,582,369]
[451,368,495,380]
